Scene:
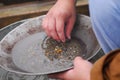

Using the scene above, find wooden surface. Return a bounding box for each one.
[0,0,55,5]
[0,0,89,29]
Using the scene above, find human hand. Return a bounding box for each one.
[42,0,76,42]
[48,57,93,80]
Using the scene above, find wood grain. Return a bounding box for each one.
[0,0,89,28]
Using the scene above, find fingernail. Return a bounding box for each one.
[68,36,71,39]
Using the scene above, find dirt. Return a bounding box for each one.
[42,37,82,61]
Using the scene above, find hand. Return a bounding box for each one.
[42,0,76,42]
[48,57,93,80]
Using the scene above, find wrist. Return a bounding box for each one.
[57,0,76,5]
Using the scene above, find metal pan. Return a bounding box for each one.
[0,14,101,75]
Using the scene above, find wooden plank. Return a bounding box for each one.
[0,0,88,29]
[76,0,89,16]
[0,0,54,5]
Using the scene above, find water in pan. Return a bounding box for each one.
[12,32,87,74]
[43,37,84,61]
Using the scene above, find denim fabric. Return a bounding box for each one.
[89,0,120,53]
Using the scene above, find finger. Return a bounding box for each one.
[66,16,76,39]
[48,72,65,79]
[74,57,93,69]
[56,17,66,42]
[48,69,74,80]
[42,16,51,37]
[48,17,60,40]
[73,57,84,68]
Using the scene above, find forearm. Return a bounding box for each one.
[57,0,76,5]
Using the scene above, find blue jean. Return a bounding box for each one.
[89,0,120,54]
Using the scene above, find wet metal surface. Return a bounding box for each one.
[12,34,85,74]
[0,14,105,80]
[0,20,56,80]
[0,15,100,75]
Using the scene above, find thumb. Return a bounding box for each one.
[73,57,85,68]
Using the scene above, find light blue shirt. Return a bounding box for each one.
[89,0,120,53]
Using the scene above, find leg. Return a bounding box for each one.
[89,0,120,53]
